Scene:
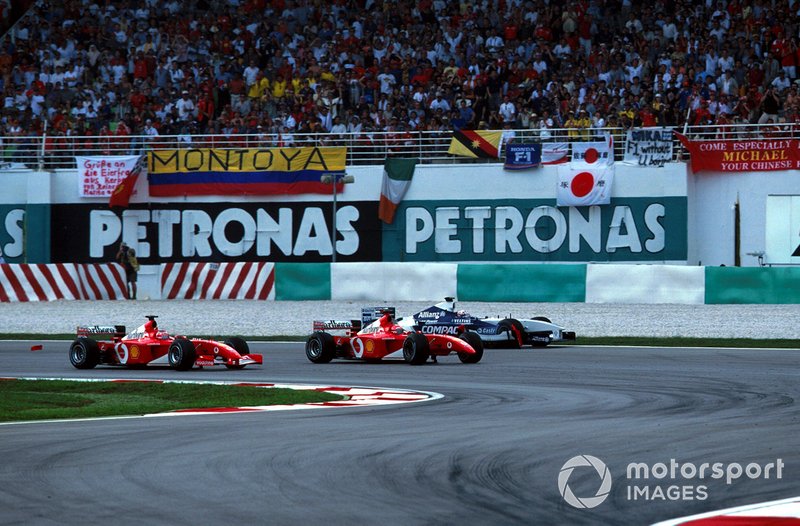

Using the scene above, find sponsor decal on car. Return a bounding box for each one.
[77,325,119,335]
[195,359,215,367]
[421,325,460,335]
[313,320,355,330]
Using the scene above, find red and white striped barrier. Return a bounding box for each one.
[652,496,800,525]
[0,263,127,302]
[160,262,275,300]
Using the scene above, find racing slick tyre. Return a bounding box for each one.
[497,318,526,349]
[458,331,484,364]
[403,332,430,365]
[224,337,250,369]
[69,337,100,369]
[168,338,196,371]
[306,332,336,364]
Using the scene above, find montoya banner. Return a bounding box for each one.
[623,128,673,167]
[147,147,346,196]
[676,133,800,172]
[49,202,380,263]
[382,198,687,262]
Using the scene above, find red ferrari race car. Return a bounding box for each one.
[69,316,262,371]
[305,308,484,365]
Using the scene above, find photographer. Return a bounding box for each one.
[115,243,140,300]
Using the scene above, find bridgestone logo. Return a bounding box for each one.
[314,321,353,330]
[77,325,119,334]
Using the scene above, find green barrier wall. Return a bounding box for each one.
[457,264,587,302]
[26,204,50,263]
[705,267,800,304]
[275,263,331,300]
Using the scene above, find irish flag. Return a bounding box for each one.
[379,158,418,224]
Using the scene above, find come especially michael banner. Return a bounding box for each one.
[147,147,346,196]
[675,133,800,173]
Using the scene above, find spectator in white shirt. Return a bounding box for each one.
[499,95,516,123]
[176,91,195,121]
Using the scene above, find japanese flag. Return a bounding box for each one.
[559,135,614,206]
[556,164,615,206]
[571,135,614,166]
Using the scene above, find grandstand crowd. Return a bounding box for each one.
[2,0,800,145]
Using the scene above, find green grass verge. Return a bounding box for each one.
[5,333,799,349]
[0,379,342,422]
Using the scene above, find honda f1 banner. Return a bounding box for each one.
[504,143,569,170]
[447,130,501,158]
[571,136,614,166]
[675,133,800,173]
[557,165,615,206]
[623,128,673,167]
[77,155,142,197]
[147,147,346,196]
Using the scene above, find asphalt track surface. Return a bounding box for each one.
[0,340,797,525]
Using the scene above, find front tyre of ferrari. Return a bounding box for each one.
[168,338,196,371]
[306,332,336,363]
[458,330,484,364]
[497,318,525,348]
[403,332,430,365]
[69,337,100,369]
[224,336,250,369]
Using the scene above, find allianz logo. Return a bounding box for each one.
[417,311,442,319]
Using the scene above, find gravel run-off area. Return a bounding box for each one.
[0,300,797,339]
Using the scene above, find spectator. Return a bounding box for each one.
[1,0,796,153]
[758,88,782,124]
[115,243,139,300]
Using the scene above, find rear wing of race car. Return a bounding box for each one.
[312,320,362,335]
[77,325,126,338]
[361,306,396,325]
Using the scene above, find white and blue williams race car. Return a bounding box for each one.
[400,298,576,348]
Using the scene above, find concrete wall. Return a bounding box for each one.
[688,169,800,267]
[2,160,799,267]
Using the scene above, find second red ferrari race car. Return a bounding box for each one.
[305,308,484,365]
[69,315,262,371]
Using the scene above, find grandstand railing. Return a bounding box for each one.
[0,124,794,171]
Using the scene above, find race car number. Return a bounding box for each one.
[115,342,129,364]
[352,337,365,358]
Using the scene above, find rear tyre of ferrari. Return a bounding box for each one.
[403,333,430,365]
[306,332,336,363]
[168,338,196,371]
[497,318,525,348]
[69,337,100,369]
[458,331,484,364]
[224,337,250,369]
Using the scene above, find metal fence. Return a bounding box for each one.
[0,123,794,171]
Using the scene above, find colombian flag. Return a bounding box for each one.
[447,130,502,158]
